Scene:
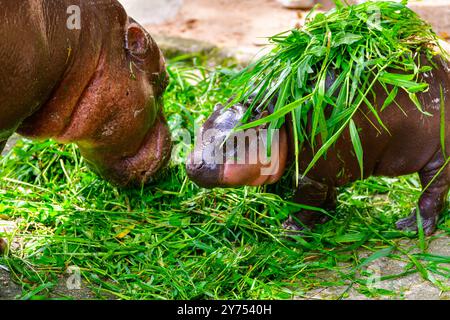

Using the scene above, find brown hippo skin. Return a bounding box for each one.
[187,55,450,236]
[0,0,171,187]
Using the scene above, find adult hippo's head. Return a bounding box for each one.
[8,1,172,187]
[186,101,288,188]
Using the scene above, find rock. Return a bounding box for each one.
[153,34,218,58]
[152,34,254,66]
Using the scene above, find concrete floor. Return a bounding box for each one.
[304,236,450,300]
[0,269,21,300]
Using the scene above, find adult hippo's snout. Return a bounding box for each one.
[186,103,289,188]
[188,54,450,236]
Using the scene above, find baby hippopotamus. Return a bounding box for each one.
[0,0,171,187]
[187,55,450,236]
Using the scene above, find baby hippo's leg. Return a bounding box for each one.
[396,151,450,235]
[283,176,336,232]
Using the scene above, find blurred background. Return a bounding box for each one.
[118,0,450,60]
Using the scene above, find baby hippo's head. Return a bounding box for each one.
[186,102,288,188]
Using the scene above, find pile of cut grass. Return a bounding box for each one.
[0,54,449,300]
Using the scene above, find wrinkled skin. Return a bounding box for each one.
[0,0,171,187]
[187,55,450,236]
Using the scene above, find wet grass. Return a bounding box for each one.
[0,54,449,300]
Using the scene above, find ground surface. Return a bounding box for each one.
[138,0,350,62]
[0,269,21,299]
[305,236,450,299]
[146,0,306,60]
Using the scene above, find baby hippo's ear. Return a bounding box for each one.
[126,23,149,56]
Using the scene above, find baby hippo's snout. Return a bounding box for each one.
[186,103,288,188]
[186,103,246,188]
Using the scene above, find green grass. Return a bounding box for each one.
[0,54,449,300]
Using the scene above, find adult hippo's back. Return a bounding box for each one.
[0,0,171,186]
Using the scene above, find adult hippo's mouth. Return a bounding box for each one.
[119,114,172,185]
[186,103,288,188]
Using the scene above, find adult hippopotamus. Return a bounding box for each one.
[0,0,171,187]
[187,55,450,236]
